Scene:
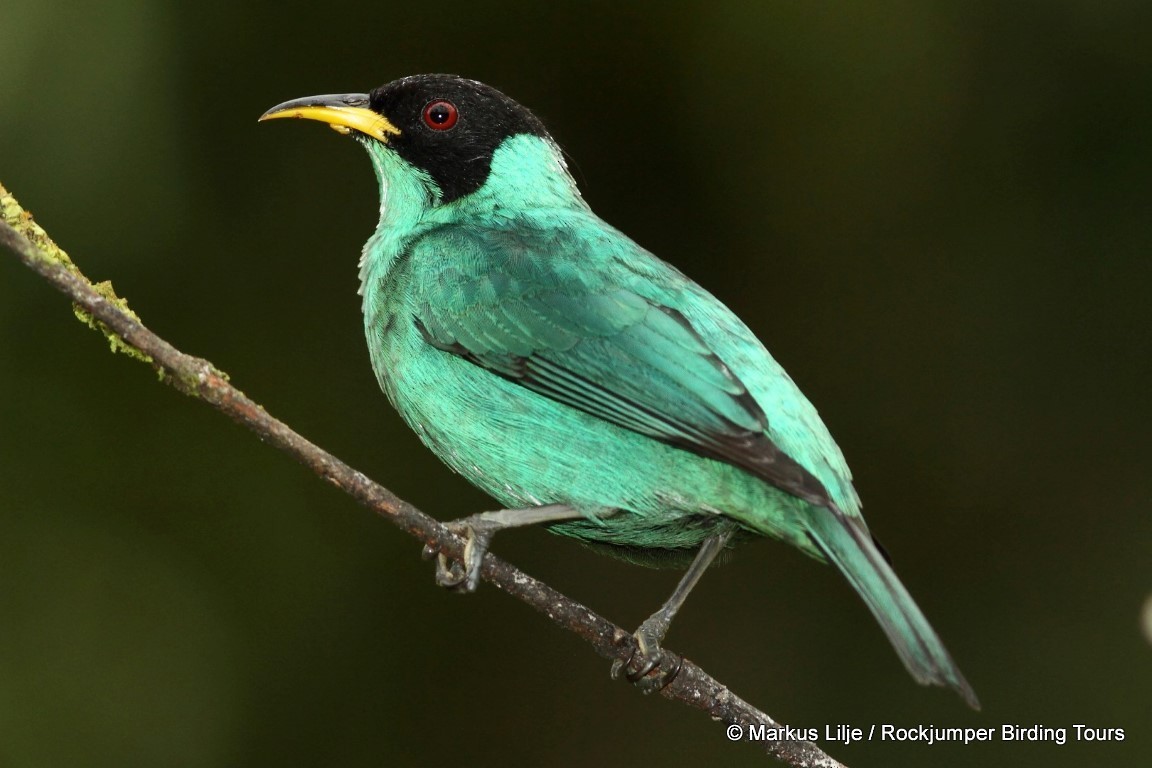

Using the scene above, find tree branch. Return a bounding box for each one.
[0,181,845,768]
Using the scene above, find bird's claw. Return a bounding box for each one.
[434,552,469,589]
[421,540,466,588]
[610,624,683,693]
[426,517,499,593]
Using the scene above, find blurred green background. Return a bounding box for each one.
[1,1,1149,766]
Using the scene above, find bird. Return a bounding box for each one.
[260,74,978,708]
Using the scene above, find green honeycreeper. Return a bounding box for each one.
[261,74,978,708]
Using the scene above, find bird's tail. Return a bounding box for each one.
[806,508,980,709]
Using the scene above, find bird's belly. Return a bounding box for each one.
[371,321,815,555]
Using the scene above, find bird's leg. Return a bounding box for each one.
[423,504,582,593]
[612,528,734,693]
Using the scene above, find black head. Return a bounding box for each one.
[366,75,550,202]
[261,75,552,203]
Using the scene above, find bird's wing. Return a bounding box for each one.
[406,223,835,509]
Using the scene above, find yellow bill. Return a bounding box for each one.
[260,94,400,142]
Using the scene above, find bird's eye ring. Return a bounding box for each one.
[422,100,459,131]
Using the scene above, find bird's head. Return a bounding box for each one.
[261,74,578,210]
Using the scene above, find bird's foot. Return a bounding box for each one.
[422,504,582,594]
[610,615,682,693]
[422,515,502,593]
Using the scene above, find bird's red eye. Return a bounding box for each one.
[422,100,459,130]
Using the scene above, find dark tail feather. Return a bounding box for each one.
[807,508,980,709]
